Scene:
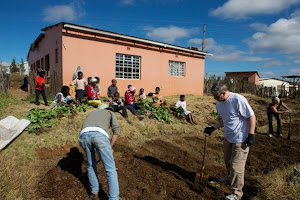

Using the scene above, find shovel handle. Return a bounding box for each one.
[200,135,207,179]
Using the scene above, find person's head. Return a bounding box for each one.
[114,92,120,98]
[155,87,160,94]
[61,86,70,96]
[39,70,46,78]
[140,88,144,94]
[91,78,98,86]
[111,79,117,86]
[211,83,229,102]
[128,84,132,89]
[88,77,92,85]
[272,97,280,105]
[180,94,185,101]
[95,77,100,84]
[129,85,136,94]
[77,71,83,79]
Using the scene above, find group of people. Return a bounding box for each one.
[49,71,197,124]
[34,71,292,200]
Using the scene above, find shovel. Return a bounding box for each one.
[288,113,292,140]
[194,135,209,191]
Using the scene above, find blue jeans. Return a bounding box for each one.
[79,131,119,200]
[126,103,142,115]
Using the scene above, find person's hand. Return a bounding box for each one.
[246,134,255,146]
[111,149,114,154]
[204,126,215,136]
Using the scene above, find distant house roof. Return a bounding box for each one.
[225,71,260,77]
[259,78,289,82]
[40,22,213,57]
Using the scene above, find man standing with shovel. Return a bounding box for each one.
[204,83,256,200]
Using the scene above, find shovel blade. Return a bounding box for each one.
[193,172,209,192]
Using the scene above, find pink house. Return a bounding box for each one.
[27,22,212,96]
[225,71,260,85]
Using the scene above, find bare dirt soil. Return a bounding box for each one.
[37,119,300,200]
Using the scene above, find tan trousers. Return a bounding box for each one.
[224,139,249,198]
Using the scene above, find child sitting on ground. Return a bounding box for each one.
[52,86,77,109]
[175,95,197,125]
[109,92,128,120]
[87,78,101,107]
[139,88,146,101]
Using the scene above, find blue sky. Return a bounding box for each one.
[1,0,300,78]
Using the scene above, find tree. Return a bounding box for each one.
[10,57,19,73]
[20,58,25,74]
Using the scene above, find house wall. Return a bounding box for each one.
[28,24,63,74]
[259,79,290,96]
[226,72,259,85]
[27,24,63,94]
[61,31,205,96]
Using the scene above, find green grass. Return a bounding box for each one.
[0,93,17,116]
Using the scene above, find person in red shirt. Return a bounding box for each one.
[125,86,144,116]
[87,78,100,100]
[35,70,49,106]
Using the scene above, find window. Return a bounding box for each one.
[45,54,50,72]
[41,58,44,70]
[55,48,58,63]
[169,60,185,77]
[115,53,140,79]
[243,77,249,81]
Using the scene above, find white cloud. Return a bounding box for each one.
[249,23,268,31]
[247,11,300,54]
[188,37,270,62]
[43,1,85,22]
[260,60,290,68]
[289,68,300,73]
[119,0,135,6]
[211,0,300,20]
[43,5,76,22]
[145,26,199,43]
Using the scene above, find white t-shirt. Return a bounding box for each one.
[175,100,187,111]
[216,92,254,143]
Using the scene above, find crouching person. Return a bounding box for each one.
[79,105,120,199]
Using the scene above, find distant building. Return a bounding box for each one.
[0,62,10,73]
[0,61,29,75]
[225,71,260,85]
[259,78,290,96]
[27,22,212,96]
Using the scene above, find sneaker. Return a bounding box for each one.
[278,134,282,138]
[89,192,97,199]
[268,134,273,138]
[226,194,240,200]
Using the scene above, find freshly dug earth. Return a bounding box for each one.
[38,122,300,200]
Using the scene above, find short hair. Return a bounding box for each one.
[77,71,83,76]
[88,77,92,81]
[180,95,185,99]
[114,92,120,97]
[155,87,160,91]
[128,84,132,89]
[38,70,45,76]
[95,77,100,81]
[112,79,117,83]
[272,97,280,104]
[61,86,70,93]
[211,83,227,94]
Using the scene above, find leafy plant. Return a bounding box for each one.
[138,100,173,123]
[25,103,93,133]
